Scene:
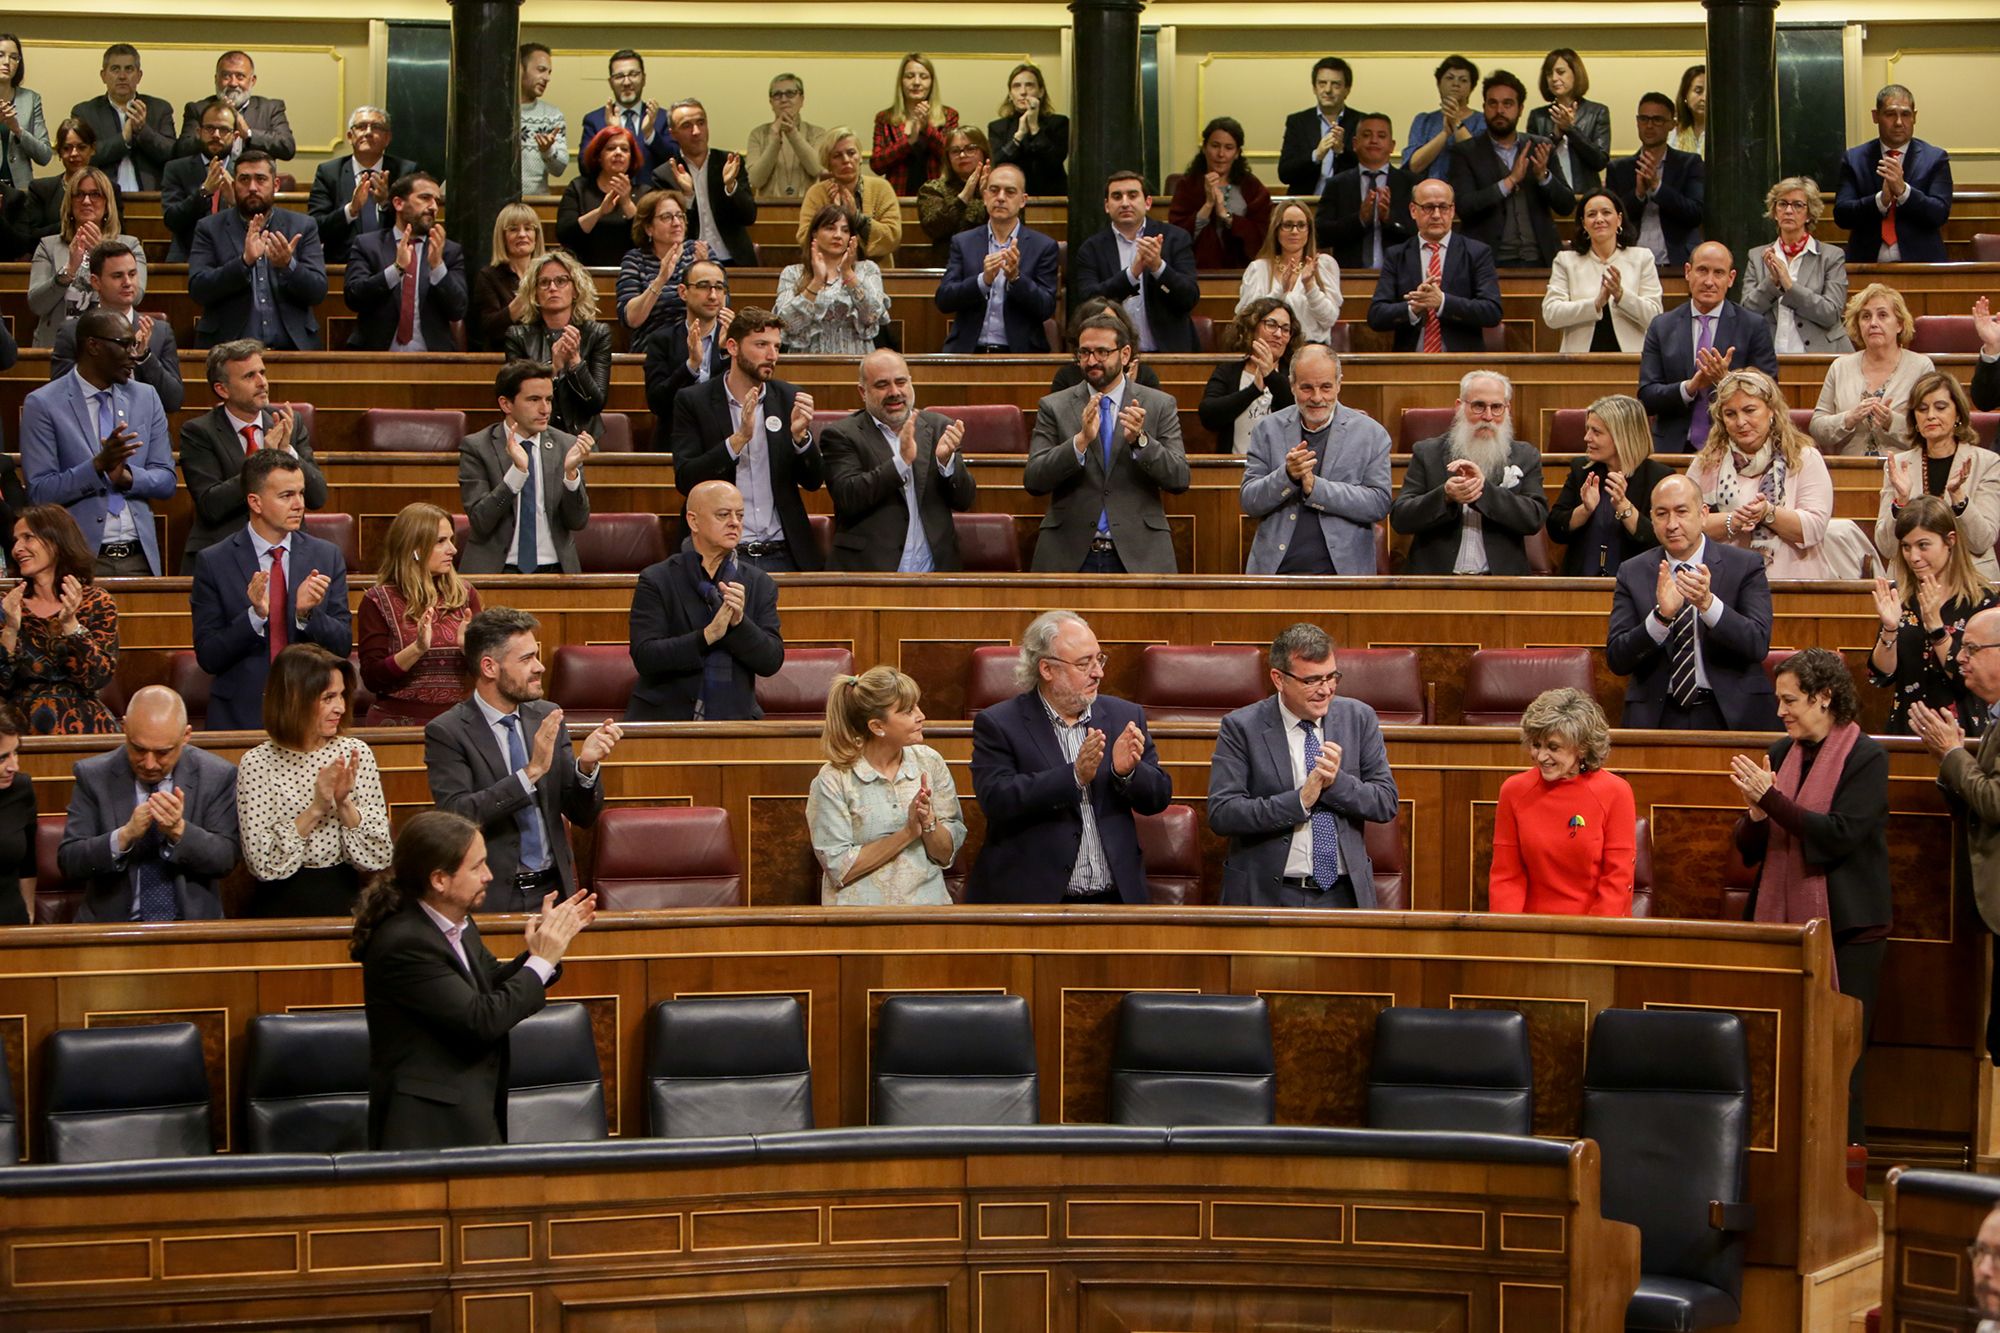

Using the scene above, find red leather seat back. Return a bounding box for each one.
[1364,814,1407,911]
[1909,315,1981,354]
[168,651,213,730]
[1788,409,1813,435]
[301,513,359,571]
[1461,648,1595,726]
[1191,315,1215,352]
[1525,529,1554,576]
[1134,645,1266,722]
[1974,233,2000,263]
[1630,816,1655,918]
[1763,649,1798,683]
[592,806,742,910]
[359,409,466,453]
[34,813,81,924]
[1396,407,1456,452]
[1336,648,1426,724]
[754,647,854,720]
[574,514,667,573]
[953,513,1021,571]
[807,514,832,565]
[546,645,637,724]
[594,412,633,452]
[1135,804,1206,906]
[933,404,1028,454]
[347,653,375,725]
[1975,414,1999,449]
[1548,409,1588,453]
[965,646,1020,715]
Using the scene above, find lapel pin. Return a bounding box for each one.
[764,414,783,434]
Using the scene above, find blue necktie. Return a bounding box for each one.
[94,392,126,516]
[134,783,174,921]
[498,714,550,872]
[1299,719,1342,888]
[515,435,539,572]
[1095,394,1115,535]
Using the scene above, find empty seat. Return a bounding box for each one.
[1190,314,1215,352]
[873,994,1038,1126]
[755,646,853,720]
[1133,804,1205,905]
[574,513,667,573]
[1547,408,1588,453]
[644,996,812,1137]
[1367,1007,1533,1135]
[965,645,1020,715]
[1134,645,1265,721]
[1584,1008,1754,1331]
[1461,648,1595,726]
[807,513,833,565]
[592,806,742,909]
[0,1038,17,1163]
[1974,233,2000,263]
[1109,993,1274,1127]
[1909,315,1982,354]
[1397,406,1457,452]
[1976,413,1999,450]
[358,408,466,453]
[546,644,638,724]
[32,813,80,924]
[43,1022,212,1163]
[933,404,1028,454]
[168,650,214,730]
[1364,813,1408,910]
[594,411,634,452]
[953,512,1022,571]
[243,1010,371,1154]
[301,512,359,570]
[506,1003,608,1143]
[1630,817,1656,918]
[1335,648,1426,724]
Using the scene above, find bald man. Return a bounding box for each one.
[1241,344,1392,575]
[1637,241,1779,451]
[59,686,243,922]
[818,350,979,572]
[628,480,785,721]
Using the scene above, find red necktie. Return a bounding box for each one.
[240,424,258,458]
[267,545,288,660]
[1421,243,1444,353]
[1880,149,1900,248]
[396,240,420,345]
[210,189,221,215]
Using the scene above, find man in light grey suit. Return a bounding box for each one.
[59,687,242,922]
[459,360,594,574]
[1024,313,1189,573]
[1207,623,1399,909]
[1241,345,1392,575]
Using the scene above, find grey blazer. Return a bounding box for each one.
[1206,694,1400,908]
[1740,241,1853,353]
[457,423,590,574]
[59,744,242,923]
[0,89,51,185]
[1241,404,1392,575]
[1939,725,2000,935]
[1024,378,1190,573]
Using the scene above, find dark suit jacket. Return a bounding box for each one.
[1545,455,1671,576]
[59,745,240,923]
[1317,163,1415,269]
[308,154,419,265]
[72,94,176,189]
[1279,104,1364,195]
[1446,132,1575,265]
[344,227,469,352]
[641,318,730,429]
[581,105,680,176]
[1525,100,1612,193]
[159,153,224,261]
[1974,355,1999,414]
[1391,435,1549,574]
[966,690,1172,905]
[669,374,826,570]
[1833,138,1953,263]
[1207,694,1398,907]
[176,95,294,160]
[457,424,590,574]
[190,525,352,730]
[1734,732,1890,933]
[187,206,328,350]
[987,113,1069,197]
[650,150,757,265]
[1067,221,1201,353]
[936,223,1061,353]
[1605,147,1705,266]
[1367,234,1503,352]
[423,696,604,906]
[1637,300,1780,451]
[49,313,182,413]
[1606,540,1777,731]
[819,409,978,571]
[627,543,785,721]
[178,406,328,562]
[361,900,550,1149]
[503,320,611,438]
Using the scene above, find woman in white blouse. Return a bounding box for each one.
[1810,283,1935,458]
[237,644,393,917]
[1877,370,2000,581]
[806,667,965,906]
[1741,176,1851,355]
[774,202,888,356]
[1236,201,1341,344]
[1540,189,1661,353]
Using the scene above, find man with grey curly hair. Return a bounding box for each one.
[968,610,1171,904]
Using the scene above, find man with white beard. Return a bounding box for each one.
[1390,369,1548,573]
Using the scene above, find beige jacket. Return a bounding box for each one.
[1876,442,2000,581]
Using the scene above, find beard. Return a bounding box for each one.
[874,399,914,429]
[1448,417,1513,481]
[614,90,644,109]
[220,87,251,109]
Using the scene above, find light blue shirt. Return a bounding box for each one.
[1040,694,1113,898]
[723,377,799,545]
[1643,538,1727,689]
[873,417,938,574]
[113,776,176,920]
[1109,226,1160,352]
[1404,108,1486,180]
[75,374,139,542]
[976,222,1015,347]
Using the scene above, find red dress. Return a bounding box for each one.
[870,106,958,196]
[357,584,482,726]
[1487,766,1637,916]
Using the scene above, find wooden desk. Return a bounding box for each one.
[1880,1166,1999,1329]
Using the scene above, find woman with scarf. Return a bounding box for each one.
[1729,647,1889,1146]
[1688,368,1834,579]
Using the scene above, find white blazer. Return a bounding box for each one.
[1541,246,1663,353]
[1876,442,2000,582]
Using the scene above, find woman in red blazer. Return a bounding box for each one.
[1487,687,1636,916]
[1168,117,1272,270]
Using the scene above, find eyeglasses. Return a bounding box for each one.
[1277,220,1311,231]
[1961,639,1999,659]
[89,335,140,350]
[351,120,389,133]
[1056,653,1109,672]
[1635,114,1672,125]
[73,189,105,201]
[948,144,984,155]
[685,280,728,294]
[1462,399,1510,417]
[1413,201,1453,214]
[657,212,687,225]
[1969,1243,2000,1266]
[770,88,803,100]
[1772,199,1809,211]
[1258,316,1294,333]
[536,274,574,288]
[1278,668,1342,690]
[1075,346,1122,361]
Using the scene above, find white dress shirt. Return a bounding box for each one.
[501,427,582,569]
[724,378,808,545]
[419,898,555,984]
[1278,697,1322,878]
[686,152,732,263]
[1643,538,1727,689]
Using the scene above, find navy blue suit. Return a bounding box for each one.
[626,542,784,722]
[1606,540,1777,731]
[1833,138,1952,264]
[190,525,352,731]
[187,206,328,350]
[580,106,680,177]
[1067,221,1201,353]
[936,223,1060,353]
[1605,147,1705,267]
[1366,235,1502,352]
[1637,300,1780,452]
[344,228,469,352]
[966,691,1172,905]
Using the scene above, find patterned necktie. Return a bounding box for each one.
[240,424,258,458]
[515,435,539,572]
[1421,243,1444,353]
[94,392,126,517]
[267,543,288,659]
[1880,149,1900,248]
[498,714,550,872]
[1299,719,1343,887]
[1688,314,1715,446]
[134,783,175,921]
[1666,565,1701,707]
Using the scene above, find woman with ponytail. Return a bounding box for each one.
[805,666,964,905]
